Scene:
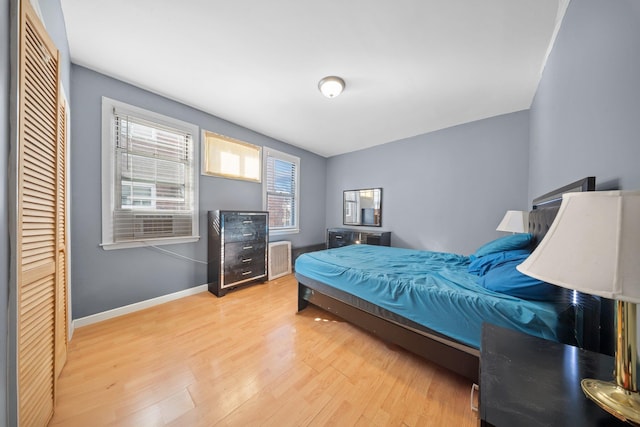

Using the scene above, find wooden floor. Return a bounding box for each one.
[50,274,478,426]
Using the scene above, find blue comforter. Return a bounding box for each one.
[295,244,559,349]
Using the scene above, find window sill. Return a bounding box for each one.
[101,236,200,250]
[269,228,299,236]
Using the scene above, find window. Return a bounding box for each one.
[101,97,199,249]
[263,147,300,234]
[202,130,261,182]
[121,181,157,209]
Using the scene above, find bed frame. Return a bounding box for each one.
[296,177,599,383]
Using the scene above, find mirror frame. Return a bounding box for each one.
[343,188,382,227]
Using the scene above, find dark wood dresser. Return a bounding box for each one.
[326,228,391,249]
[207,210,268,297]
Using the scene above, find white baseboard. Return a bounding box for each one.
[72,284,209,329]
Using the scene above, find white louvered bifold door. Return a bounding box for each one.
[17,0,67,424]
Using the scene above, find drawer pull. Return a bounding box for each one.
[470,383,479,412]
[243,246,253,250]
[242,220,253,224]
[242,258,252,263]
[243,233,253,237]
[335,235,343,239]
[241,271,253,276]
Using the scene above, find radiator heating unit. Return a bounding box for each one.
[268,241,292,280]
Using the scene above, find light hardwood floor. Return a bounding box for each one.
[50,274,478,426]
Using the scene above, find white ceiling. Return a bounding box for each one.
[59,0,567,158]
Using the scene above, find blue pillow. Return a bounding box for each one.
[477,255,558,301]
[467,249,531,276]
[473,233,533,258]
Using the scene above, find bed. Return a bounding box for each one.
[295,177,604,383]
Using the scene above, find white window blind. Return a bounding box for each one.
[202,130,261,182]
[263,147,300,234]
[102,98,199,249]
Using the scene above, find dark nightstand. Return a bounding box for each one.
[480,323,627,427]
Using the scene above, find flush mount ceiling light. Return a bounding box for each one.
[318,76,345,98]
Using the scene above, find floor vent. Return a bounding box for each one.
[268,241,291,280]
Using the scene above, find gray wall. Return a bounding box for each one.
[70,65,327,318]
[529,0,640,198]
[326,110,530,255]
[1,0,9,423]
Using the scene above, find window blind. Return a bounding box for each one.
[265,150,298,231]
[202,131,261,182]
[113,110,195,242]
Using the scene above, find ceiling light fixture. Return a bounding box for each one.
[318,76,345,98]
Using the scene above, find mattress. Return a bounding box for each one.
[294,244,560,349]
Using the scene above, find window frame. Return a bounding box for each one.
[201,130,262,182]
[101,97,200,250]
[262,146,300,235]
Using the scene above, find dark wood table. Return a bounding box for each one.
[480,323,628,426]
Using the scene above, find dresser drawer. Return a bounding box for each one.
[223,213,267,229]
[328,231,353,248]
[223,214,267,243]
[223,258,266,286]
[224,227,267,243]
[224,241,266,264]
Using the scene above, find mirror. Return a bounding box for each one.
[343,188,382,226]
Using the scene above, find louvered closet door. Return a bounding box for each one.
[55,97,69,379]
[17,0,65,425]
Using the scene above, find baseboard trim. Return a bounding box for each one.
[73,284,209,329]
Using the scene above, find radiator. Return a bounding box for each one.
[268,241,291,280]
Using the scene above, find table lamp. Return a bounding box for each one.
[517,190,640,424]
[496,210,529,233]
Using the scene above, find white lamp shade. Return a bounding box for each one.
[496,210,529,233]
[318,76,345,98]
[517,190,640,303]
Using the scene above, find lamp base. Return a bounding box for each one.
[582,378,640,425]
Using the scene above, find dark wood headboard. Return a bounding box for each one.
[526,177,614,356]
[528,177,596,246]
